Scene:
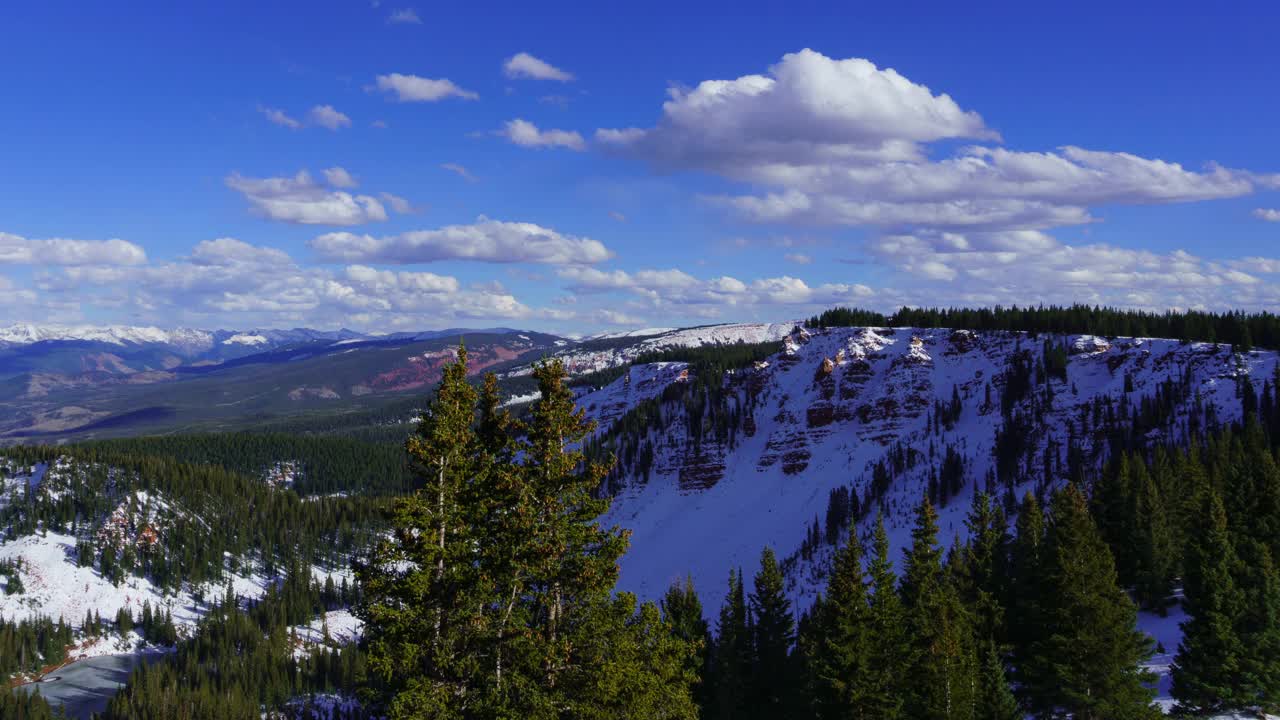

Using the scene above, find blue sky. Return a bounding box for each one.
[2,1,1278,333]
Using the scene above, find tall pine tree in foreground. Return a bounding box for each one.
[899,495,978,720]
[358,351,698,719]
[357,344,487,715]
[748,547,796,719]
[710,568,751,720]
[1171,488,1246,715]
[1031,485,1157,720]
[804,530,875,719]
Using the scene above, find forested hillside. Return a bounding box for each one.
[3,306,1280,718]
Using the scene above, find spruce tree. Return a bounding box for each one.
[807,532,876,719]
[662,576,711,715]
[1171,488,1246,715]
[864,514,907,720]
[1130,459,1175,611]
[712,569,750,720]
[357,344,484,717]
[975,639,1021,720]
[1032,485,1158,720]
[1007,491,1044,707]
[899,496,978,720]
[748,547,796,719]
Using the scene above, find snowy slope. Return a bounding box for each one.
[579,325,1276,615]
[507,322,796,377]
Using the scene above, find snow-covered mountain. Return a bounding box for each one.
[507,322,797,378]
[570,324,1275,616]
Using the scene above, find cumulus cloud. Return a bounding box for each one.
[599,49,1274,232]
[387,8,421,24]
[503,52,574,82]
[225,170,389,225]
[374,73,478,102]
[307,105,352,130]
[499,119,585,150]
[26,236,537,328]
[862,229,1280,310]
[323,167,358,188]
[310,218,613,265]
[557,266,873,314]
[189,237,292,267]
[1255,208,1280,222]
[259,106,302,129]
[0,232,147,266]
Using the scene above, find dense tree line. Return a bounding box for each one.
[0,447,387,591]
[0,615,73,680]
[699,490,1159,719]
[807,303,1278,351]
[100,561,368,719]
[77,432,410,496]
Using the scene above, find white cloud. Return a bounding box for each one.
[556,266,873,313]
[379,192,416,214]
[189,237,292,267]
[374,73,478,102]
[323,167,358,188]
[307,105,352,130]
[387,8,421,24]
[0,232,147,266]
[500,119,585,151]
[503,52,574,82]
[225,170,389,225]
[371,119,389,129]
[1255,208,1280,222]
[310,218,613,265]
[440,163,477,182]
[784,253,812,264]
[608,211,627,222]
[599,49,1275,232]
[259,106,302,129]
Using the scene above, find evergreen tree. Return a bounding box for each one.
[864,514,907,719]
[899,496,977,720]
[662,576,711,715]
[1129,460,1175,611]
[1007,491,1044,708]
[1172,489,1247,715]
[806,532,876,719]
[975,639,1021,720]
[711,569,750,720]
[1031,485,1157,719]
[357,344,486,717]
[748,547,795,719]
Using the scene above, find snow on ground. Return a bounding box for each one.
[288,610,363,659]
[0,531,270,632]
[590,327,1279,617]
[507,322,797,378]
[1138,596,1186,714]
[265,693,367,720]
[502,391,541,407]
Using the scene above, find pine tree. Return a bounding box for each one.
[662,576,711,714]
[357,344,485,717]
[1007,491,1044,707]
[1237,545,1280,713]
[1130,459,1175,611]
[1031,485,1158,719]
[975,639,1021,720]
[864,514,907,719]
[899,496,977,720]
[748,547,795,719]
[1171,488,1246,715]
[806,532,877,719]
[712,569,751,720]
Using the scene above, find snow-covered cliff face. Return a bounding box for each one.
[577,325,1276,614]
